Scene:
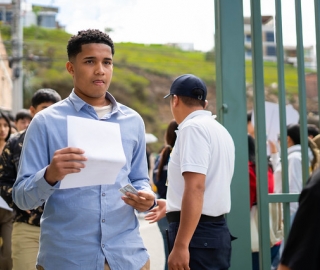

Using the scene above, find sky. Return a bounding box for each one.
[24,0,318,52]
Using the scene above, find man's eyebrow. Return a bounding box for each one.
[82,56,113,61]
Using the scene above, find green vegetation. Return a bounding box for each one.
[0,26,305,149]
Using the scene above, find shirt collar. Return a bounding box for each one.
[68,89,126,115]
[178,110,212,129]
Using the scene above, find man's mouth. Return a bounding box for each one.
[93,80,105,85]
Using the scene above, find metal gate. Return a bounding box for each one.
[214,0,320,269]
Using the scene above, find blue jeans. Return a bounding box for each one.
[157,217,169,270]
[168,220,232,270]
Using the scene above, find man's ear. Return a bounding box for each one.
[172,95,179,107]
[66,61,74,75]
[204,100,208,109]
[29,106,36,117]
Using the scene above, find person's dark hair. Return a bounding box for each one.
[247,111,252,123]
[31,88,61,108]
[67,29,115,60]
[0,111,11,141]
[287,124,319,171]
[287,124,300,145]
[179,96,206,108]
[6,112,15,122]
[248,134,274,172]
[307,124,319,138]
[248,134,256,163]
[156,120,178,180]
[15,109,32,122]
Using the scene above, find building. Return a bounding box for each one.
[244,15,315,68]
[0,34,12,111]
[284,45,315,69]
[0,2,13,25]
[244,15,277,61]
[0,2,61,29]
[25,4,61,29]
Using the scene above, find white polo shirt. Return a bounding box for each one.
[166,110,235,217]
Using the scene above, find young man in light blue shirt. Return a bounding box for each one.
[12,29,155,270]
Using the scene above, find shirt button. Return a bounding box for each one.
[40,199,45,202]
[102,193,106,196]
[102,219,105,223]
[102,244,105,248]
[204,243,208,247]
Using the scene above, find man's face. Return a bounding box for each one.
[66,43,113,106]
[15,118,31,132]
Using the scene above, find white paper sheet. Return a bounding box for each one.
[252,102,299,142]
[0,196,13,211]
[59,116,126,189]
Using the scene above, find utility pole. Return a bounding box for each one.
[11,0,23,114]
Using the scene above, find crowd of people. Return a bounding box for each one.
[0,27,319,270]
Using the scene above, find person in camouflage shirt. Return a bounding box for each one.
[0,88,61,270]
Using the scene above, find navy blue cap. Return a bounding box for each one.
[164,74,207,101]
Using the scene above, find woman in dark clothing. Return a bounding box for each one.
[152,119,178,270]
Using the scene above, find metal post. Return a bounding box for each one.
[11,0,23,114]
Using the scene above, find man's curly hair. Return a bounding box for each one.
[67,29,114,59]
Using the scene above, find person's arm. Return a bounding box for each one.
[122,117,156,210]
[0,139,17,207]
[12,115,87,210]
[268,140,281,171]
[168,171,205,270]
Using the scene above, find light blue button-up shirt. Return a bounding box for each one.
[13,90,151,270]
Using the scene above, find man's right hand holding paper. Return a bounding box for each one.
[44,147,87,185]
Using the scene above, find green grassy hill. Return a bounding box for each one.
[0,26,308,150]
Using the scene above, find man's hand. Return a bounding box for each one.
[277,264,291,270]
[168,244,190,270]
[145,199,167,223]
[122,190,155,212]
[44,147,87,185]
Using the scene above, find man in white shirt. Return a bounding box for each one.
[146,74,235,269]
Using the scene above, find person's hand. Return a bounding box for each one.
[277,264,291,270]
[122,190,155,212]
[44,147,87,185]
[268,140,278,154]
[145,199,167,223]
[168,245,190,270]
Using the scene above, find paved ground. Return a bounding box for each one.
[138,214,166,270]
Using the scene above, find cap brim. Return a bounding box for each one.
[163,93,172,99]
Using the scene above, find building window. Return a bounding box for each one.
[266,46,276,56]
[37,14,56,28]
[266,32,275,42]
[246,49,252,57]
[0,11,13,23]
[245,34,251,42]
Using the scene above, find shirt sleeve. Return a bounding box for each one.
[288,155,302,194]
[12,115,57,210]
[127,117,153,192]
[178,125,210,175]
